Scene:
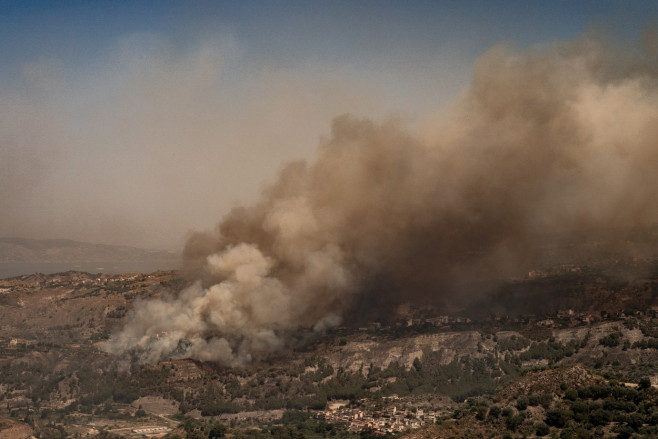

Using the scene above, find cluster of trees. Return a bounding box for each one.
[171,414,354,439]
[495,335,530,352]
[599,332,623,348]
[548,382,658,437]
[519,339,579,362]
[169,419,228,439]
[105,305,127,318]
[318,353,521,403]
[632,337,658,349]
[449,378,658,438]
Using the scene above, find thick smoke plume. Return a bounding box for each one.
[105,35,658,365]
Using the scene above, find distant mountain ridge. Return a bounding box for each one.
[0,237,178,263]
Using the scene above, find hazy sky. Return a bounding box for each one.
[1,1,656,250]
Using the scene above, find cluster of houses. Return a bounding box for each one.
[514,307,658,328]
[353,316,474,332]
[385,316,473,328]
[345,304,658,335]
[315,404,439,434]
[535,309,600,328]
[551,307,658,325]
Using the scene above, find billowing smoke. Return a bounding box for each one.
[104,34,658,365]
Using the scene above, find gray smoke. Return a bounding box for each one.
[104,34,658,365]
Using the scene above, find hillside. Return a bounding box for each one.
[1,269,658,438]
[405,365,658,438]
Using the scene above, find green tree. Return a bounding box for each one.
[505,414,524,432]
[488,405,501,419]
[516,397,528,411]
[588,408,611,426]
[638,377,652,390]
[208,423,227,439]
[545,408,571,428]
[535,422,550,436]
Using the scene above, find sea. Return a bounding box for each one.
[0,261,179,279]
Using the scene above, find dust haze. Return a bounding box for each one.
[105,34,658,365]
[0,36,391,250]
